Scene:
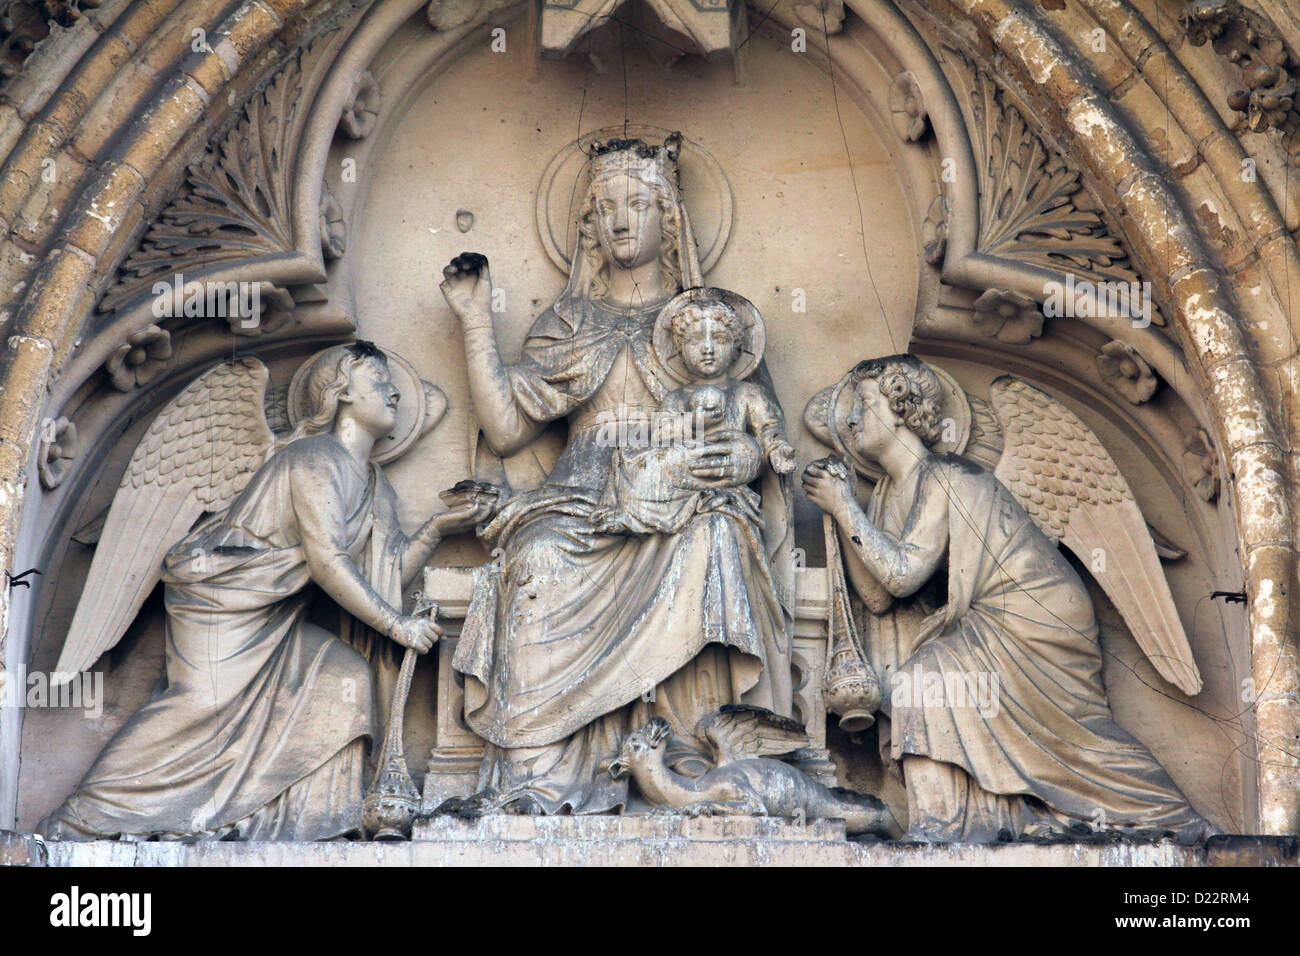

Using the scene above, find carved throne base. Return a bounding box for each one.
[417,565,839,815]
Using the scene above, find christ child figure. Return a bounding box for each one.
[592,287,796,535]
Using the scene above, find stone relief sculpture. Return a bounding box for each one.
[801,355,1212,843]
[4,0,1299,865]
[439,134,797,814]
[41,343,489,841]
[608,706,899,836]
[31,124,1225,848]
[590,286,797,536]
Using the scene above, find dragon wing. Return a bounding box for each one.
[696,704,810,764]
[988,376,1202,696]
[54,357,275,679]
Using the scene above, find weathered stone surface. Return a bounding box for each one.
[1,0,1299,855]
[33,820,1299,867]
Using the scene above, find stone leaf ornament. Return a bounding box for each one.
[101,50,306,313]
[989,377,1201,695]
[54,357,277,678]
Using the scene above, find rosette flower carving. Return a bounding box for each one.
[227,284,295,337]
[922,195,948,266]
[38,417,78,489]
[972,289,1043,344]
[107,326,172,390]
[1183,428,1220,502]
[320,186,346,260]
[339,71,380,139]
[1096,340,1158,404]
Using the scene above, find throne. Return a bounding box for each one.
[417,564,837,811]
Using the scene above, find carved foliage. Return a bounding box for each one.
[100,54,308,313]
[968,67,1131,281]
[1182,0,1300,159]
[0,0,99,81]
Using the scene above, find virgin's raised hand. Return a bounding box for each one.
[439,252,493,324]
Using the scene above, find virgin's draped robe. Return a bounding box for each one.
[455,299,793,813]
[44,435,404,841]
[864,454,1208,841]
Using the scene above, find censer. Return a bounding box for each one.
[362,592,437,840]
[820,457,881,732]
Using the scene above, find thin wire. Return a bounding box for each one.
[818,0,901,357]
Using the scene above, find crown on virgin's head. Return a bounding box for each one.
[587,132,684,187]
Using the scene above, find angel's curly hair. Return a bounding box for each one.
[668,297,741,347]
[850,354,943,446]
[285,340,388,443]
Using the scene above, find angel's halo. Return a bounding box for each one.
[286,346,446,465]
[804,358,972,483]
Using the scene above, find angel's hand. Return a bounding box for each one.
[802,458,856,521]
[390,615,442,654]
[440,252,493,327]
[433,497,495,536]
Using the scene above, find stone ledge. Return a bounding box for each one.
[27,822,1299,867]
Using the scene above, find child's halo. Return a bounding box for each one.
[652,286,765,385]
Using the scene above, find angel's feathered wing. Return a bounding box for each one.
[54,357,276,679]
[988,376,1202,696]
[696,704,809,764]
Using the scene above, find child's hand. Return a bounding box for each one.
[769,441,797,476]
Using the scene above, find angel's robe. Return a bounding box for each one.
[43,435,402,841]
[454,299,793,813]
[867,454,1208,841]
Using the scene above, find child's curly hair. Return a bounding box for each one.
[850,354,943,446]
[668,298,742,347]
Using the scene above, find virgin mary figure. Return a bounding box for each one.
[439,134,795,814]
